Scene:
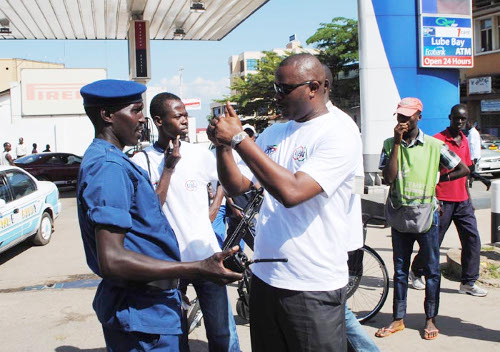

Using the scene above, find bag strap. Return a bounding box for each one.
[142,150,151,179]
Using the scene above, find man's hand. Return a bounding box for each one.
[394,122,408,145]
[164,135,181,170]
[209,102,244,147]
[199,246,243,285]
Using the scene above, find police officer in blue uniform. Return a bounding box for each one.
[77,79,242,351]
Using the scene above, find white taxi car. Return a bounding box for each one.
[0,165,61,254]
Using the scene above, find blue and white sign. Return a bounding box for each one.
[419,0,473,68]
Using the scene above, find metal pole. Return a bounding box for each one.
[490,180,500,243]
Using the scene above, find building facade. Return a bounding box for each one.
[463,0,500,136]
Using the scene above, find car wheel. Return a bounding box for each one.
[38,175,50,182]
[32,211,53,246]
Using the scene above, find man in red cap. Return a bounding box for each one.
[376,97,468,340]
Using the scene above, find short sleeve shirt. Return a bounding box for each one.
[77,139,181,335]
[238,112,362,291]
[132,142,221,262]
[434,128,471,202]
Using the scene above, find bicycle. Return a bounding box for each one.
[346,216,390,323]
[187,201,390,331]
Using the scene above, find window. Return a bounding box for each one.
[0,175,12,203]
[246,59,258,71]
[480,18,493,52]
[5,171,36,200]
[67,155,81,165]
[45,155,65,165]
[475,14,500,53]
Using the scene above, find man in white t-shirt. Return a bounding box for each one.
[1,142,15,166]
[16,137,27,158]
[323,65,380,352]
[208,53,361,351]
[132,93,240,352]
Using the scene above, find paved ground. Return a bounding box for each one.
[0,184,499,351]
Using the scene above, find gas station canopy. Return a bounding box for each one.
[0,0,269,41]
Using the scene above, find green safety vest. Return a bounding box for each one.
[383,134,443,208]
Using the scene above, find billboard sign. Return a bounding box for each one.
[21,68,106,116]
[183,98,201,110]
[419,0,473,68]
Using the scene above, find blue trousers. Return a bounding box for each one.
[103,326,181,351]
[392,211,441,320]
[181,279,240,352]
[346,306,380,352]
[412,199,481,285]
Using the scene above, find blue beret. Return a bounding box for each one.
[80,79,146,107]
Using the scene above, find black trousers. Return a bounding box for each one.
[250,274,347,352]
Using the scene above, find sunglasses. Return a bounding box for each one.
[273,81,314,95]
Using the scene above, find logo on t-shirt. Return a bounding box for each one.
[264,145,278,155]
[293,146,307,161]
[185,180,197,191]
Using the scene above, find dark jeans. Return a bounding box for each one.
[249,274,347,352]
[392,211,440,320]
[412,199,481,285]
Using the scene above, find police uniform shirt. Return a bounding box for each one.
[77,138,182,335]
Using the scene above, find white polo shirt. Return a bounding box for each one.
[239,111,361,291]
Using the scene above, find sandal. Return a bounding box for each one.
[424,328,439,340]
[375,324,405,338]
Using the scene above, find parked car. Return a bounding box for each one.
[14,152,82,187]
[480,133,499,149]
[476,147,500,174]
[0,165,61,254]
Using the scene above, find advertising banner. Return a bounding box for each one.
[419,0,473,68]
[183,98,201,110]
[21,68,106,116]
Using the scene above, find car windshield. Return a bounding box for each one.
[15,154,44,164]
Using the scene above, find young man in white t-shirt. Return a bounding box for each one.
[132,93,240,352]
[208,53,361,351]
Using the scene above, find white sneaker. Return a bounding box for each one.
[409,270,426,290]
[458,283,488,297]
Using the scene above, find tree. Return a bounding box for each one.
[217,51,288,118]
[306,17,358,78]
[306,17,359,109]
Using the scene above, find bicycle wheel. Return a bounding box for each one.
[346,245,389,323]
[186,298,203,334]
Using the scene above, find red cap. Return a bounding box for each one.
[395,97,423,116]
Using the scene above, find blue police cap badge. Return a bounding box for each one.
[80,79,146,107]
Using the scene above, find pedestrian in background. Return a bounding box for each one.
[376,97,468,340]
[411,104,487,297]
[16,137,27,158]
[1,142,15,166]
[43,144,51,152]
[32,143,38,154]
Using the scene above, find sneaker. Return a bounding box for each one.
[409,270,426,290]
[458,283,488,297]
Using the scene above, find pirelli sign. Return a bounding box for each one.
[21,68,106,116]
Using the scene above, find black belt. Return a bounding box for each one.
[112,278,179,291]
[147,279,179,290]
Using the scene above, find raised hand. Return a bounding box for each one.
[164,135,181,170]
